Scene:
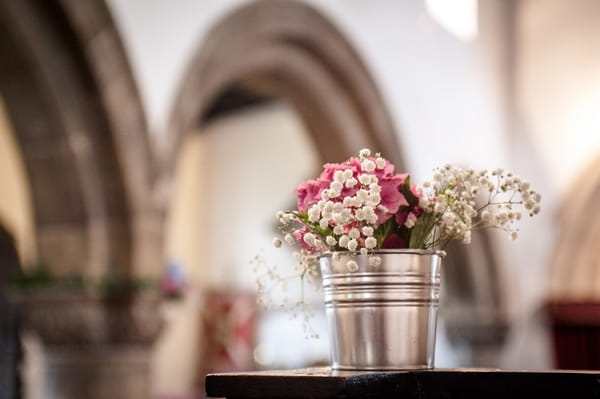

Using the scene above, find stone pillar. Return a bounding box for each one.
[18,293,162,399]
[44,348,151,399]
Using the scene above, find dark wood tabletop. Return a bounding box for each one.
[205,367,600,398]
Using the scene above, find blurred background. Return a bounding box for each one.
[1,0,600,398]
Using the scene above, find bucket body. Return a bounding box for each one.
[319,250,443,370]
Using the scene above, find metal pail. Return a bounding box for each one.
[319,249,444,370]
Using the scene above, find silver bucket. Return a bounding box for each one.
[319,249,444,370]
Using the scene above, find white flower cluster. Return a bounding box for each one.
[308,150,382,253]
[251,250,320,339]
[416,165,542,248]
[277,149,387,268]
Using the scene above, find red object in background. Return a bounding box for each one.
[200,290,257,377]
[548,302,600,369]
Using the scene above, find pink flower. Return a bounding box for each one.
[293,226,318,252]
[294,179,328,212]
[395,211,409,226]
[410,183,422,199]
[381,234,407,249]
[377,174,409,224]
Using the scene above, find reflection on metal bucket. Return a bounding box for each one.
[319,249,444,370]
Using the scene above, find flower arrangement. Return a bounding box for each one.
[272,148,541,272]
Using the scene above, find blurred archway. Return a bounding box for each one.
[0,0,156,277]
[162,0,402,177]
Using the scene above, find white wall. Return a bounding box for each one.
[0,97,36,265]
[517,0,600,197]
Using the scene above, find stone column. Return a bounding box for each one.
[18,293,163,399]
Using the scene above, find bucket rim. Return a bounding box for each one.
[318,249,446,258]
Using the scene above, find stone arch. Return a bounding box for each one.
[0,0,157,277]
[0,222,22,399]
[162,0,402,182]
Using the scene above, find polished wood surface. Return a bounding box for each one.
[206,367,600,398]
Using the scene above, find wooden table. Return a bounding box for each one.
[206,367,600,398]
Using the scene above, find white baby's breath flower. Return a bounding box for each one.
[341,208,352,220]
[347,239,358,251]
[307,212,320,224]
[326,236,337,246]
[365,236,377,249]
[509,231,518,240]
[361,159,376,172]
[334,170,345,182]
[358,174,371,185]
[362,226,374,236]
[369,183,381,193]
[319,218,329,229]
[359,148,371,159]
[434,202,446,214]
[333,225,344,235]
[360,248,368,256]
[273,238,282,248]
[357,189,369,202]
[303,233,316,246]
[462,231,471,244]
[355,209,366,221]
[330,180,343,192]
[375,157,386,169]
[333,213,345,225]
[338,235,350,248]
[284,233,295,245]
[368,193,381,205]
[514,211,522,220]
[348,228,360,239]
[481,210,491,222]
